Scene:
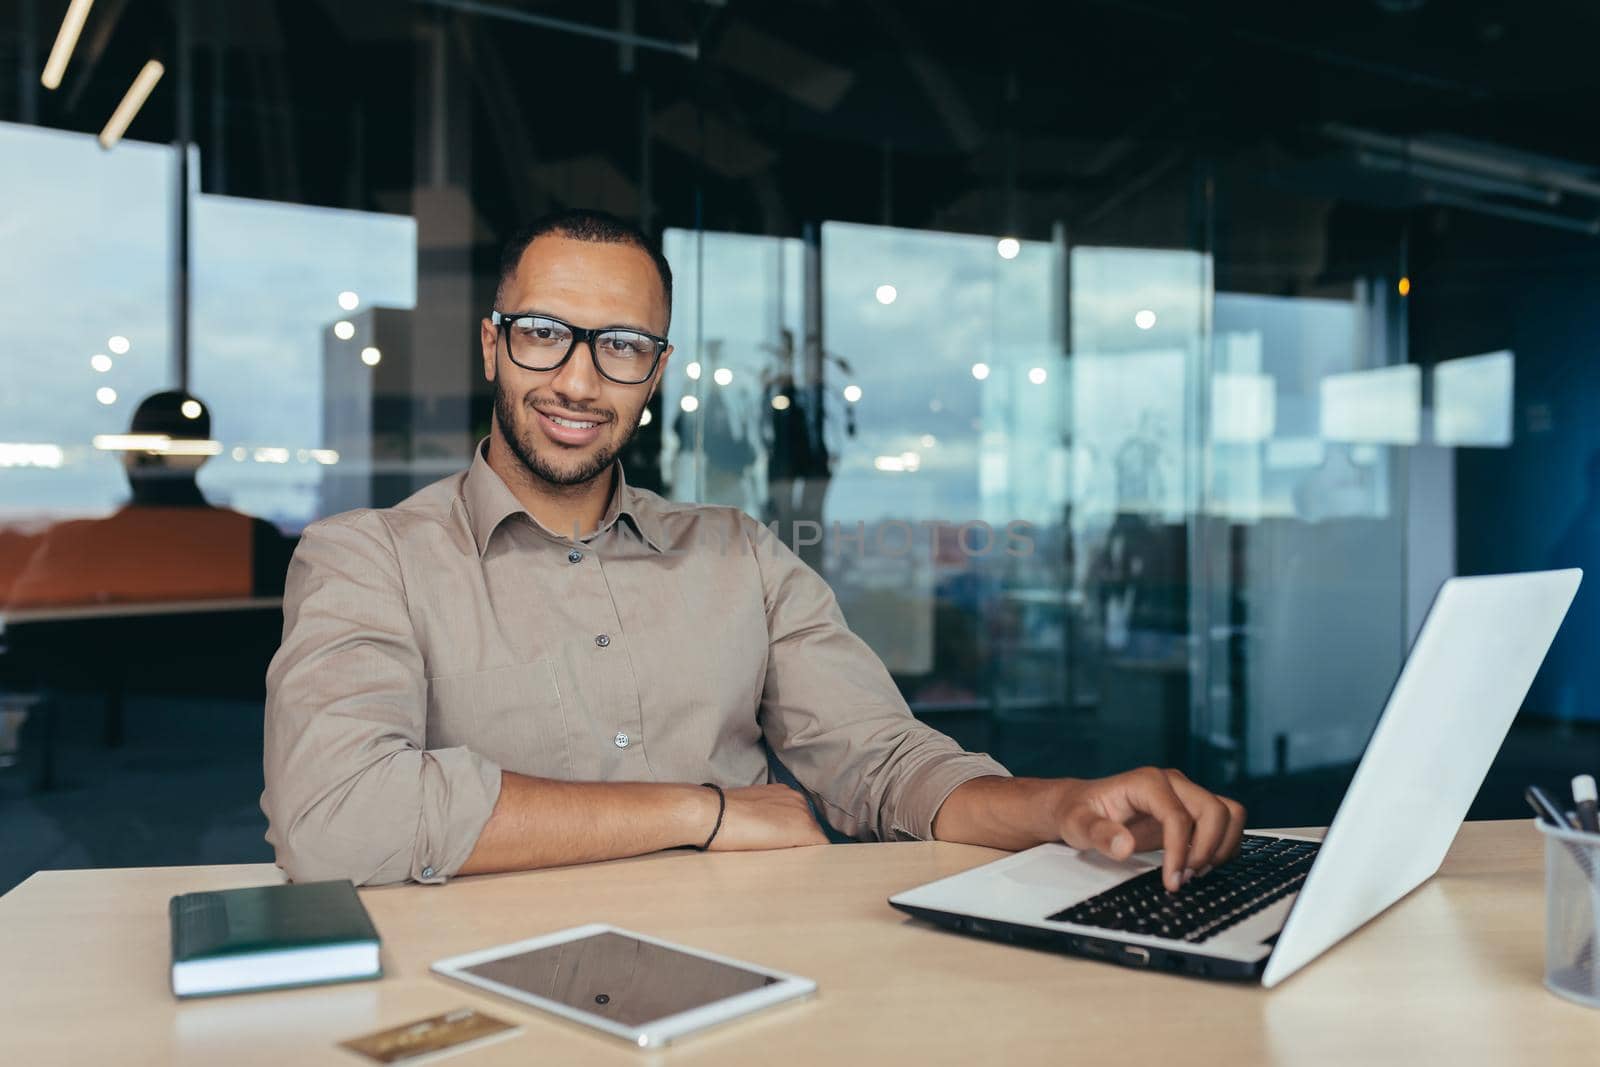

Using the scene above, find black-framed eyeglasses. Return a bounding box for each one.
[491,310,669,385]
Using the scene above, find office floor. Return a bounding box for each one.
[2,697,1597,896]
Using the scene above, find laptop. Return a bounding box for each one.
[890,569,1582,987]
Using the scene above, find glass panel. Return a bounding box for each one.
[660,229,806,515]
[0,121,175,524]
[190,193,417,528]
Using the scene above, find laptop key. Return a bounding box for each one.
[1046,840,1320,944]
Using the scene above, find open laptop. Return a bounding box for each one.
[890,569,1582,986]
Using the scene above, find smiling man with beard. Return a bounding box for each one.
[261,209,1245,890]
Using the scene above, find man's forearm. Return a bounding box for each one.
[931,775,1068,851]
[456,772,720,876]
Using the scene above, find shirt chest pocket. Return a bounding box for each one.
[425,659,573,780]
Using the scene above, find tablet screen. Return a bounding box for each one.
[459,931,781,1028]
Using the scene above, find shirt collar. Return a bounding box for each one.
[462,439,664,557]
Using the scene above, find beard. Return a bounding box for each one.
[492,376,644,488]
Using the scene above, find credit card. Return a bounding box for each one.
[340,1008,520,1064]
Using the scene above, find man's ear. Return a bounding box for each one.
[480,319,498,383]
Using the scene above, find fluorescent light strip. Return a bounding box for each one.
[93,434,171,451]
[154,439,223,456]
[0,443,66,469]
[99,59,165,150]
[41,0,95,90]
[92,434,222,456]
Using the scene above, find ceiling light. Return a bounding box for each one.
[99,60,165,150]
[40,0,94,91]
[997,237,1020,260]
[875,284,898,305]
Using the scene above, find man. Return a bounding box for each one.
[262,209,1245,891]
[8,391,295,608]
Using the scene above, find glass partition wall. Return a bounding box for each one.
[656,199,1418,815]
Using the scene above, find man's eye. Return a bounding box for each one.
[606,334,649,354]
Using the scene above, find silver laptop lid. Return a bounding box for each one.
[1261,569,1581,987]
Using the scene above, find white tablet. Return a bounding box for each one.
[431,924,816,1048]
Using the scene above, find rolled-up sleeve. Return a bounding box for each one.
[261,514,502,886]
[745,516,1010,841]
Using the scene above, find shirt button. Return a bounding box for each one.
[594,634,610,647]
[614,732,630,749]
[568,549,583,563]
[421,866,435,879]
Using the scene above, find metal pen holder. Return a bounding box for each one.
[1538,820,1600,1008]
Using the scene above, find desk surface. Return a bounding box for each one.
[0,820,1591,1066]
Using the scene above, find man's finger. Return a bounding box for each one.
[1167,772,1232,872]
[1217,797,1247,864]
[1126,768,1193,892]
[1061,806,1135,861]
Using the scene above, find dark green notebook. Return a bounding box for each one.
[169,879,382,998]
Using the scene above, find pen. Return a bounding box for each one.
[1573,775,1599,833]
[1526,785,1574,828]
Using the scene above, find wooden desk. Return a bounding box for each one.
[0,820,1591,1065]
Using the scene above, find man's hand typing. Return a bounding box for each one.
[933,769,1247,892]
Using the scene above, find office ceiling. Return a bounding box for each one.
[8,0,1599,245]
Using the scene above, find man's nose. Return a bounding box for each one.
[548,336,604,402]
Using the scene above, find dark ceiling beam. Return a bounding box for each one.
[450,15,538,220]
[1424,188,1600,237]
[1326,124,1600,202]
[414,0,698,59]
[865,0,985,155]
[1082,0,1489,98]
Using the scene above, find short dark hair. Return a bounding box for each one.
[495,208,674,332]
[131,389,210,440]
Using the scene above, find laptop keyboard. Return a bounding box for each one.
[1045,835,1320,944]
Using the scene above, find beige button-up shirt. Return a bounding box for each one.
[262,443,1009,885]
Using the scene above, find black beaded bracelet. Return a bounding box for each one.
[697,782,726,851]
